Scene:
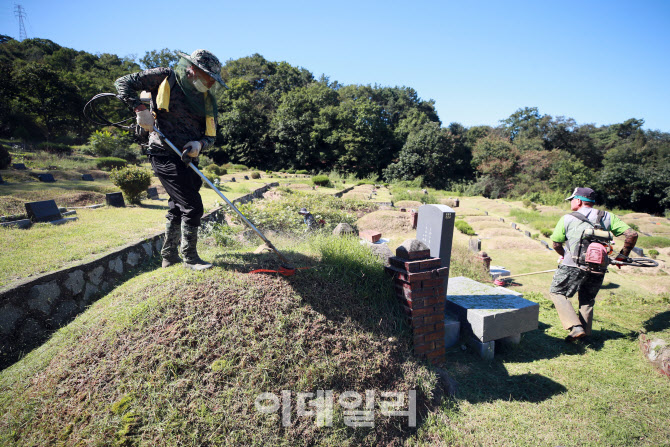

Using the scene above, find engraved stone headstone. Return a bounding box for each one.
[469,238,481,253]
[230,177,236,182]
[511,223,517,230]
[524,230,531,237]
[105,192,125,207]
[499,217,505,222]
[146,187,159,199]
[632,247,644,257]
[484,211,488,215]
[81,174,94,181]
[244,175,249,180]
[13,163,27,170]
[416,204,455,270]
[38,173,56,182]
[25,200,62,222]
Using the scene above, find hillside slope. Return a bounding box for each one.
[0,238,441,446]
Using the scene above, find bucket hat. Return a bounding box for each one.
[178,49,227,87]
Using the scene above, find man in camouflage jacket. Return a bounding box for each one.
[115,49,226,270]
[549,187,638,341]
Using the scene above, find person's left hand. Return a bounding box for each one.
[183,141,202,158]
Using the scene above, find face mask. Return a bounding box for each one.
[192,77,210,93]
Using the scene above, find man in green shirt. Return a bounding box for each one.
[549,187,638,341]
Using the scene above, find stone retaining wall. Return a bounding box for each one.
[0,183,277,370]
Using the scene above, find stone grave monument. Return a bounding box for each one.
[416,204,455,270]
[146,187,159,200]
[82,174,94,181]
[106,192,126,207]
[524,230,531,238]
[469,238,481,253]
[0,174,4,184]
[38,173,56,182]
[13,163,27,170]
[24,200,77,225]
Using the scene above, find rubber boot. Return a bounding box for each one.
[161,219,182,268]
[181,222,213,271]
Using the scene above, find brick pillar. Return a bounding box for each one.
[385,239,448,365]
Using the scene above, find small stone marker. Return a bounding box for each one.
[360,229,382,243]
[13,163,27,170]
[511,223,517,230]
[244,175,249,180]
[499,217,505,222]
[524,230,531,238]
[38,173,56,182]
[0,174,4,184]
[453,198,459,207]
[468,238,481,253]
[146,187,159,200]
[484,211,488,215]
[105,192,125,207]
[230,177,236,182]
[81,174,94,181]
[416,204,455,270]
[540,240,550,249]
[632,247,644,257]
[24,200,62,222]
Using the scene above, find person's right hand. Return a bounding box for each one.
[136,106,154,132]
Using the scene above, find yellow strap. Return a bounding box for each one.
[204,91,216,137]
[157,78,215,136]
[156,77,171,111]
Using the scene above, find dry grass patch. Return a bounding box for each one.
[469,221,513,231]
[484,236,544,250]
[356,210,413,234]
[475,227,524,238]
[394,200,422,208]
[466,216,501,223]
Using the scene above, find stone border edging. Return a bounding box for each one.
[0,182,278,370]
[334,186,355,198]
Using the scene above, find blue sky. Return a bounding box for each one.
[2,0,669,131]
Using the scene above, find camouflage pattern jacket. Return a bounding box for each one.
[115,67,215,154]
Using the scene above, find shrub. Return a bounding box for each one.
[201,169,219,188]
[251,171,261,179]
[97,157,128,170]
[206,164,227,176]
[540,228,553,238]
[628,222,640,232]
[36,142,72,155]
[88,130,136,161]
[649,249,659,259]
[455,220,475,236]
[312,175,331,187]
[287,169,296,174]
[109,165,152,205]
[0,144,11,169]
[296,169,308,175]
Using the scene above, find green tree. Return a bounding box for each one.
[271,82,339,170]
[384,122,472,189]
[139,48,180,69]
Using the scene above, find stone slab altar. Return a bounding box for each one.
[446,276,539,343]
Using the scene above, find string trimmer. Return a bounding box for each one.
[83,93,295,274]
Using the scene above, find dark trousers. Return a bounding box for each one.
[150,154,203,227]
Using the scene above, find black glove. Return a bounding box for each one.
[614,251,628,269]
